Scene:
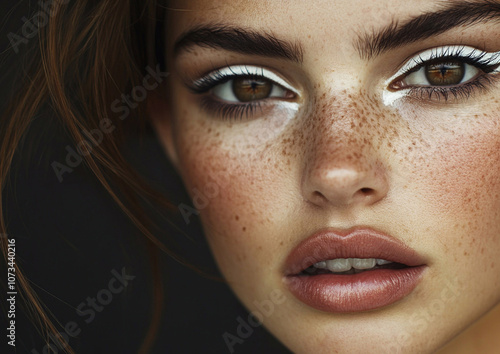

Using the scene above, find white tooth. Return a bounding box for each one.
[376,259,393,265]
[314,261,327,269]
[350,258,376,269]
[326,258,352,272]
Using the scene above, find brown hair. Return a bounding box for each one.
[0,0,186,352]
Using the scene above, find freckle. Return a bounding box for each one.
[464,251,468,256]
[280,241,284,246]
[235,215,239,221]
[481,247,484,254]
[243,227,246,232]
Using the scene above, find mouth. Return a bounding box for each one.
[301,257,408,275]
[283,227,428,313]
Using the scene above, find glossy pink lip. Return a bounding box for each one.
[283,227,428,313]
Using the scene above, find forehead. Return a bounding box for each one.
[164,0,442,50]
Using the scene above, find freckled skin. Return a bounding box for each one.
[150,0,500,353]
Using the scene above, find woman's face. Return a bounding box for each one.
[152,0,500,352]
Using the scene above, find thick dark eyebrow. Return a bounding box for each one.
[356,0,500,60]
[173,24,304,63]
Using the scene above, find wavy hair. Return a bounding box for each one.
[0,1,182,352]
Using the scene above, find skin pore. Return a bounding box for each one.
[149,0,500,352]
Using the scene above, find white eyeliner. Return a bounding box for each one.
[383,45,500,106]
[194,65,299,94]
[383,90,409,107]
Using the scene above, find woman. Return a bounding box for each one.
[2,0,500,352]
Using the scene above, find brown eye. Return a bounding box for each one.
[397,58,480,90]
[425,62,465,86]
[386,46,499,104]
[209,66,294,103]
[232,77,272,102]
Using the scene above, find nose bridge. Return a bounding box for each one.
[306,93,378,170]
[301,91,388,208]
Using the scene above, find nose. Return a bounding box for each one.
[301,109,389,209]
[302,160,389,208]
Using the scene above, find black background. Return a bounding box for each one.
[0,1,291,353]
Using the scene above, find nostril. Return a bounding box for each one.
[360,188,375,195]
[312,190,327,201]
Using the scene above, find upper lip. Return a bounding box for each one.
[284,227,427,276]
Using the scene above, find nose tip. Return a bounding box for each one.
[303,164,389,208]
[299,91,391,210]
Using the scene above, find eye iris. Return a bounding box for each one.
[425,61,465,86]
[233,77,272,102]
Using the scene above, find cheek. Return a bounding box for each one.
[402,109,500,277]
[429,134,500,218]
[178,145,283,286]
[415,117,500,228]
[172,106,298,279]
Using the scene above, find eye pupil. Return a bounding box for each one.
[233,77,272,102]
[425,61,465,86]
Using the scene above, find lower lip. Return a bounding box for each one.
[285,266,427,313]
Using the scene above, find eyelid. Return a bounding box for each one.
[192,65,300,95]
[383,45,500,106]
[387,45,500,84]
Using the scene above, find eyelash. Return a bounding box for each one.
[406,75,494,102]
[189,47,500,121]
[199,95,264,121]
[189,66,293,121]
[391,46,500,102]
